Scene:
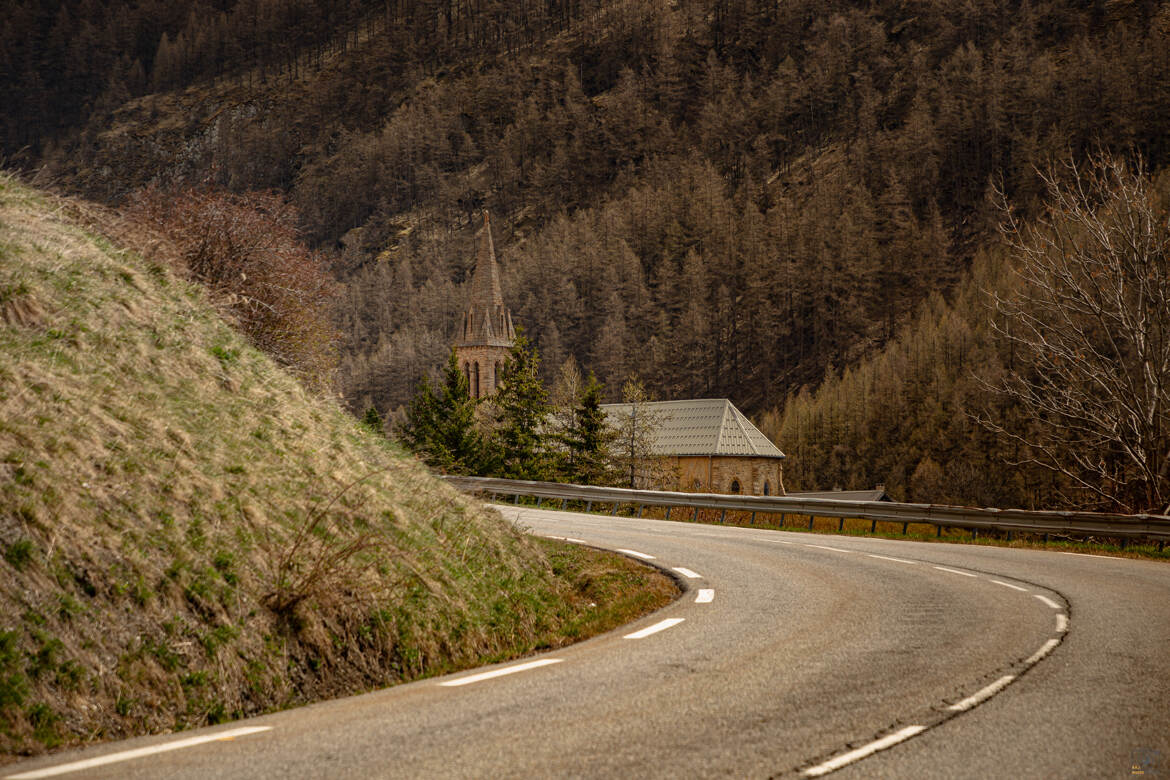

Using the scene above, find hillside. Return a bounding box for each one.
[0,173,675,758]
[26,0,1170,422]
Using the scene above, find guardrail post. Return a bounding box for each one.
[491,493,497,502]
[513,494,520,505]
[536,497,543,508]
[665,507,672,521]
[719,509,726,524]
[936,525,942,538]
[585,500,592,513]
[972,529,977,540]
[637,504,644,518]
[808,516,814,530]
[750,511,756,525]
[611,502,619,516]
[1006,531,1013,541]
[692,507,699,522]
[901,522,908,535]
[1043,533,1049,544]
[780,513,787,527]
[560,498,567,510]
[870,519,877,533]
[837,518,844,532]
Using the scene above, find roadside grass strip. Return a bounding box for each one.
[695,589,715,603]
[948,675,1016,712]
[4,727,273,779]
[624,618,685,639]
[438,658,563,687]
[802,726,927,777]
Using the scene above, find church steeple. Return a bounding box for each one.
[454,212,515,398]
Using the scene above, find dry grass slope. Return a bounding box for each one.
[0,174,676,759]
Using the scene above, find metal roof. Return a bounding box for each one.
[788,489,891,502]
[601,399,785,459]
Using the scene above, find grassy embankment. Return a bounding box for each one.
[0,174,676,760]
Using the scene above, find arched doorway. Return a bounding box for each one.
[730,479,741,494]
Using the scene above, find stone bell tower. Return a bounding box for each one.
[454,212,515,399]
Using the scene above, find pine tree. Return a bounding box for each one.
[401,349,493,475]
[560,372,617,485]
[492,333,552,480]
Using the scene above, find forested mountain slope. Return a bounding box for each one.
[13,0,1170,429]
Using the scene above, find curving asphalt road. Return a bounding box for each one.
[5,506,1169,779]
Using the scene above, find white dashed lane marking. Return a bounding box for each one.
[948,675,1016,712]
[807,544,852,553]
[695,589,715,604]
[1033,594,1061,609]
[672,567,701,579]
[803,726,927,777]
[439,659,563,687]
[1056,613,1068,633]
[624,618,685,639]
[4,727,273,779]
[990,579,1028,592]
[867,554,918,564]
[617,548,656,560]
[1026,638,1061,664]
[933,565,976,577]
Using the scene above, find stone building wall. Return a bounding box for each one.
[456,345,509,399]
[671,456,785,496]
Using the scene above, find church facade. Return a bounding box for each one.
[454,212,515,399]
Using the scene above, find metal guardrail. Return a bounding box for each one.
[443,476,1170,544]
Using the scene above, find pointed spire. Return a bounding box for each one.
[469,210,504,313]
[456,211,515,347]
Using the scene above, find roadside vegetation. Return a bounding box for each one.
[0,174,676,760]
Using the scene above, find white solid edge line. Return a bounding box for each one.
[1056,613,1068,633]
[695,589,715,604]
[990,579,1028,592]
[439,658,563,687]
[867,554,917,564]
[1033,594,1061,609]
[803,725,927,777]
[1026,638,1061,665]
[808,544,852,553]
[617,548,656,560]
[673,567,702,579]
[933,565,977,577]
[624,618,685,639]
[4,727,274,779]
[948,675,1016,712]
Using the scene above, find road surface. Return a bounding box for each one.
[6,506,1169,778]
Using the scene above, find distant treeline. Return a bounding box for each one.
[16,0,1170,506]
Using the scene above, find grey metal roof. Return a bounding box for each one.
[600,399,785,459]
[788,489,891,502]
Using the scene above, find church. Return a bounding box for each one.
[453,212,786,497]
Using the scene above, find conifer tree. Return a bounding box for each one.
[560,372,617,485]
[401,349,493,475]
[492,333,552,480]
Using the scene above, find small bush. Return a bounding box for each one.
[4,539,35,570]
[124,186,339,390]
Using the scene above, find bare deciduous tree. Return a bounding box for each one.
[986,154,1170,513]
